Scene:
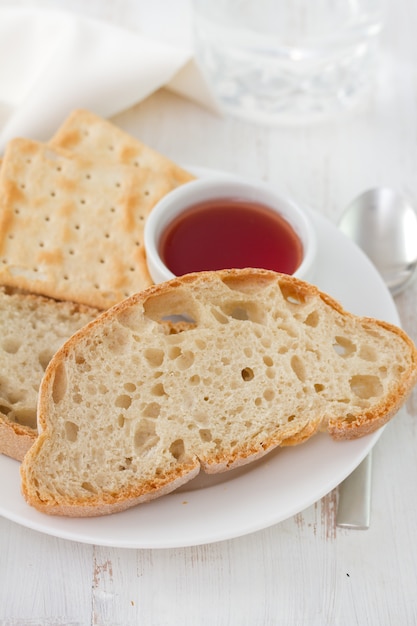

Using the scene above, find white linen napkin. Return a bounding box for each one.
[0,5,219,151]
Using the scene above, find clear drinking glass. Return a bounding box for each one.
[192,0,385,124]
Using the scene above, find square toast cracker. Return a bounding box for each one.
[0,112,195,309]
[50,109,194,182]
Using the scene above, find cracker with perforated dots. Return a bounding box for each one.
[50,109,193,181]
[0,115,194,309]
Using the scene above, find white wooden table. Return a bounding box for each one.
[1,1,417,624]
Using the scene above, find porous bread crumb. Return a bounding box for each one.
[20,269,417,517]
[0,288,98,460]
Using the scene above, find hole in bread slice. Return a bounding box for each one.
[64,421,79,442]
[241,367,254,381]
[333,336,357,357]
[169,438,186,462]
[51,362,67,405]
[349,375,383,400]
[134,419,160,453]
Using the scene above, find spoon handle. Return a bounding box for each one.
[336,452,372,529]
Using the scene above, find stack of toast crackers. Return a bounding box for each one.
[0,109,195,460]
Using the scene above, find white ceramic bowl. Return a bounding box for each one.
[144,176,317,284]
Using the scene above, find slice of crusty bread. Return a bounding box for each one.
[20,269,417,517]
[0,288,98,461]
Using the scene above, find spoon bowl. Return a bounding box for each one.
[339,187,417,295]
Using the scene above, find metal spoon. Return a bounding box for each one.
[338,187,417,295]
[336,187,417,529]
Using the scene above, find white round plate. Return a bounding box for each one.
[0,171,399,549]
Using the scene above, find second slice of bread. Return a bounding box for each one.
[0,288,99,461]
[20,269,417,517]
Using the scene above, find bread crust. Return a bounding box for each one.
[0,418,36,462]
[21,456,201,517]
[20,269,417,517]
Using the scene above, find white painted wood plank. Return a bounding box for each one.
[0,517,93,624]
[87,477,417,626]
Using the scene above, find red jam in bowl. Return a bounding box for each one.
[159,198,303,276]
